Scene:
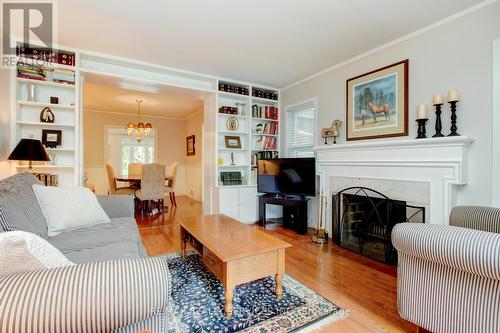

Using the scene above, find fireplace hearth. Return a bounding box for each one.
[332,187,425,264]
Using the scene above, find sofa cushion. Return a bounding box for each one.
[48,217,143,264]
[0,173,48,237]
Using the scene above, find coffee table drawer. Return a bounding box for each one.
[203,247,223,279]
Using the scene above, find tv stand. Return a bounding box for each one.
[259,194,309,235]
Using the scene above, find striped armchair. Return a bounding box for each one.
[392,206,500,333]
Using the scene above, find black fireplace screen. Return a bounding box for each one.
[332,187,425,264]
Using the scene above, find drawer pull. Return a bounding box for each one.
[209,256,217,265]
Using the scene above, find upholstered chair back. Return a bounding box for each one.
[166,162,178,190]
[450,206,500,234]
[140,163,166,200]
[106,164,117,194]
[128,163,142,177]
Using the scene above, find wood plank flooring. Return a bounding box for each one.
[137,196,418,332]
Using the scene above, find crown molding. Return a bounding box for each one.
[84,108,187,121]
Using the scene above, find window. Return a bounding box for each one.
[285,100,316,157]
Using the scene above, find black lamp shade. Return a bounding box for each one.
[8,139,50,162]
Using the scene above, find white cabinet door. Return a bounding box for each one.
[218,188,240,221]
[238,187,258,223]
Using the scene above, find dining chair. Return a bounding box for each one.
[165,162,178,207]
[105,164,136,195]
[127,162,143,187]
[134,163,166,220]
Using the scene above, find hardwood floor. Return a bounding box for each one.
[137,196,418,332]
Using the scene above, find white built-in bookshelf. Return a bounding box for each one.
[12,44,79,187]
[216,80,280,188]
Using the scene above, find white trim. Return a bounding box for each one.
[281,0,499,90]
[85,108,188,121]
[492,39,500,207]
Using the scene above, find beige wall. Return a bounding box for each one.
[281,2,500,208]
[185,109,204,201]
[84,110,187,195]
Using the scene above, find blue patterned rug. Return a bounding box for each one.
[162,251,346,333]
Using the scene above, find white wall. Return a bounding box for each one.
[282,2,500,209]
[83,110,187,195]
[0,70,12,178]
[185,109,204,202]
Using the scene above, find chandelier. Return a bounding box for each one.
[125,99,152,142]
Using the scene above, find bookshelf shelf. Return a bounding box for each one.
[16,121,75,128]
[17,100,75,110]
[17,77,75,89]
[251,96,279,104]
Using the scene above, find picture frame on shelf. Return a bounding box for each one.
[50,96,59,104]
[42,129,62,148]
[346,59,408,141]
[224,136,241,149]
[40,107,55,123]
[186,135,195,156]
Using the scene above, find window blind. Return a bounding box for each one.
[285,100,316,157]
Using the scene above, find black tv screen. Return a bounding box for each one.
[257,158,316,196]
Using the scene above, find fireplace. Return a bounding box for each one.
[332,187,425,264]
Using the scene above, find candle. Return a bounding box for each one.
[448,90,460,102]
[432,94,443,105]
[417,104,428,119]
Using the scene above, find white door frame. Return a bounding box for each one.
[493,39,500,207]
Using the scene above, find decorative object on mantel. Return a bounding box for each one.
[50,96,59,104]
[312,194,328,244]
[39,107,55,123]
[346,59,408,141]
[125,99,153,143]
[8,138,50,170]
[432,94,444,137]
[447,90,460,136]
[41,129,62,148]
[321,120,342,144]
[416,104,428,139]
[186,135,195,156]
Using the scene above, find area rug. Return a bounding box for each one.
[162,251,347,333]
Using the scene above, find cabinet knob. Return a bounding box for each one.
[209,256,217,265]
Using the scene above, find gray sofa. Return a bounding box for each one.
[392,206,500,333]
[0,173,173,333]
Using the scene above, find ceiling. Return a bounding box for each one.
[58,0,486,88]
[83,73,205,118]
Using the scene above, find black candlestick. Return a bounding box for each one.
[416,118,428,139]
[432,103,444,137]
[448,100,460,136]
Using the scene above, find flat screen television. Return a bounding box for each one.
[257,158,316,196]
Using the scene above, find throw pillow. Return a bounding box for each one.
[0,230,74,276]
[32,185,111,237]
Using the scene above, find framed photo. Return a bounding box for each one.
[40,107,55,123]
[42,129,62,148]
[186,135,195,156]
[346,59,408,141]
[224,136,241,149]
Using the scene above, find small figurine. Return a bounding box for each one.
[321,120,342,144]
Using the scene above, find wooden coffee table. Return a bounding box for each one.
[178,214,291,317]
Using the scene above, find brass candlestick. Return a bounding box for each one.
[312,194,328,244]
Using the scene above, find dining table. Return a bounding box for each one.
[115,174,173,183]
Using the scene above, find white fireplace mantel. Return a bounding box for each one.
[314,136,474,233]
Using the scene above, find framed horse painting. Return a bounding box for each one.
[346,60,408,141]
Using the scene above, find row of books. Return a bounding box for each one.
[218,82,249,96]
[34,173,59,187]
[220,171,243,186]
[218,106,238,115]
[255,136,277,151]
[252,88,278,101]
[252,105,279,120]
[17,62,45,80]
[52,68,75,84]
[254,122,278,135]
[251,151,279,165]
[17,45,76,66]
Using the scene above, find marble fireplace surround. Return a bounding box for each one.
[314,136,474,236]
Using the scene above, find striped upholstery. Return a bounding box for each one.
[450,206,500,233]
[0,257,171,333]
[0,173,47,237]
[392,206,500,333]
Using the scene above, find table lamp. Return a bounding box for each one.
[8,138,50,170]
